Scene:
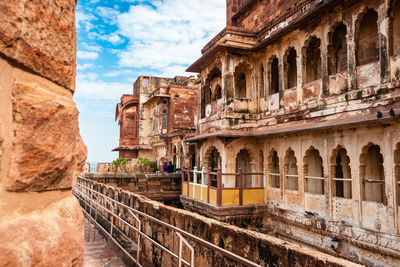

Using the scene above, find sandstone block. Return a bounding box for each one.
[0,138,3,172]
[0,195,84,266]
[6,81,86,192]
[0,0,76,91]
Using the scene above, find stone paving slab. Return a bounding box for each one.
[84,221,125,267]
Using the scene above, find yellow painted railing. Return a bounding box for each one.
[181,168,266,207]
[243,189,264,205]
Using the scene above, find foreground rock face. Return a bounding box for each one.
[0,0,77,90]
[0,0,86,265]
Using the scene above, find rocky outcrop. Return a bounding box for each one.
[0,0,77,90]
[7,81,85,192]
[0,0,86,266]
[0,194,84,266]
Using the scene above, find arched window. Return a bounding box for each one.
[360,143,386,204]
[328,23,348,75]
[304,147,324,195]
[203,67,222,118]
[357,9,379,66]
[331,146,351,198]
[284,148,298,191]
[210,148,222,172]
[391,0,400,56]
[260,64,265,98]
[304,37,322,83]
[234,62,252,98]
[270,57,279,95]
[268,150,280,189]
[285,47,297,89]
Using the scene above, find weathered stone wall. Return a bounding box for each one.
[80,179,361,267]
[195,122,400,266]
[0,0,86,265]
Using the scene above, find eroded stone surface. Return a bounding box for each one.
[0,0,86,265]
[6,81,86,192]
[0,0,76,90]
[0,195,84,266]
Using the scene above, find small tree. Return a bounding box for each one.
[137,158,158,173]
[112,158,128,173]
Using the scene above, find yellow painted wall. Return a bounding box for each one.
[222,189,239,206]
[195,185,201,200]
[182,182,188,196]
[209,188,217,205]
[243,189,265,205]
[189,184,193,197]
[202,188,207,202]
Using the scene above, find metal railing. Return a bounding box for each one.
[74,177,261,267]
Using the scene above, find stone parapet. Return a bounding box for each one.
[80,178,362,267]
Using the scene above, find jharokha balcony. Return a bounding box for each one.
[180,167,268,221]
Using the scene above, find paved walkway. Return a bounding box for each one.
[83,221,126,267]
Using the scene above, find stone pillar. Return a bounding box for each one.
[278,57,285,106]
[296,46,303,104]
[346,30,357,91]
[0,1,86,266]
[379,13,390,84]
[321,40,329,97]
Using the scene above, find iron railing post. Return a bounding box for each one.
[208,167,212,204]
[181,168,185,195]
[217,168,222,207]
[239,168,243,206]
[187,168,190,198]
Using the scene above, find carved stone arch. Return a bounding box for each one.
[267,54,280,96]
[234,57,256,72]
[388,0,400,56]
[327,22,348,75]
[267,148,281,188]
[359,142,386,204]
[302,35,322,83]
[303,146,324,194]
[284,147,299,191]
[203,145,222,173]
[330,145,352,198]
[201,138,225,171]
[205,67,222,105]
[234,61,254,99]
[283,46,298,89]
[354,7,379,66]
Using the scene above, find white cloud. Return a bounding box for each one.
[116,0,226,73]
[99,32,124,45]
[82,43,103,52]
[77,51,99,60]
[96,6,120,24]
[76,10,97,31]
[77,63,94,70]
[75,75,132,101]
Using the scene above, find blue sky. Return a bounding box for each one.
[74,0,226,163]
